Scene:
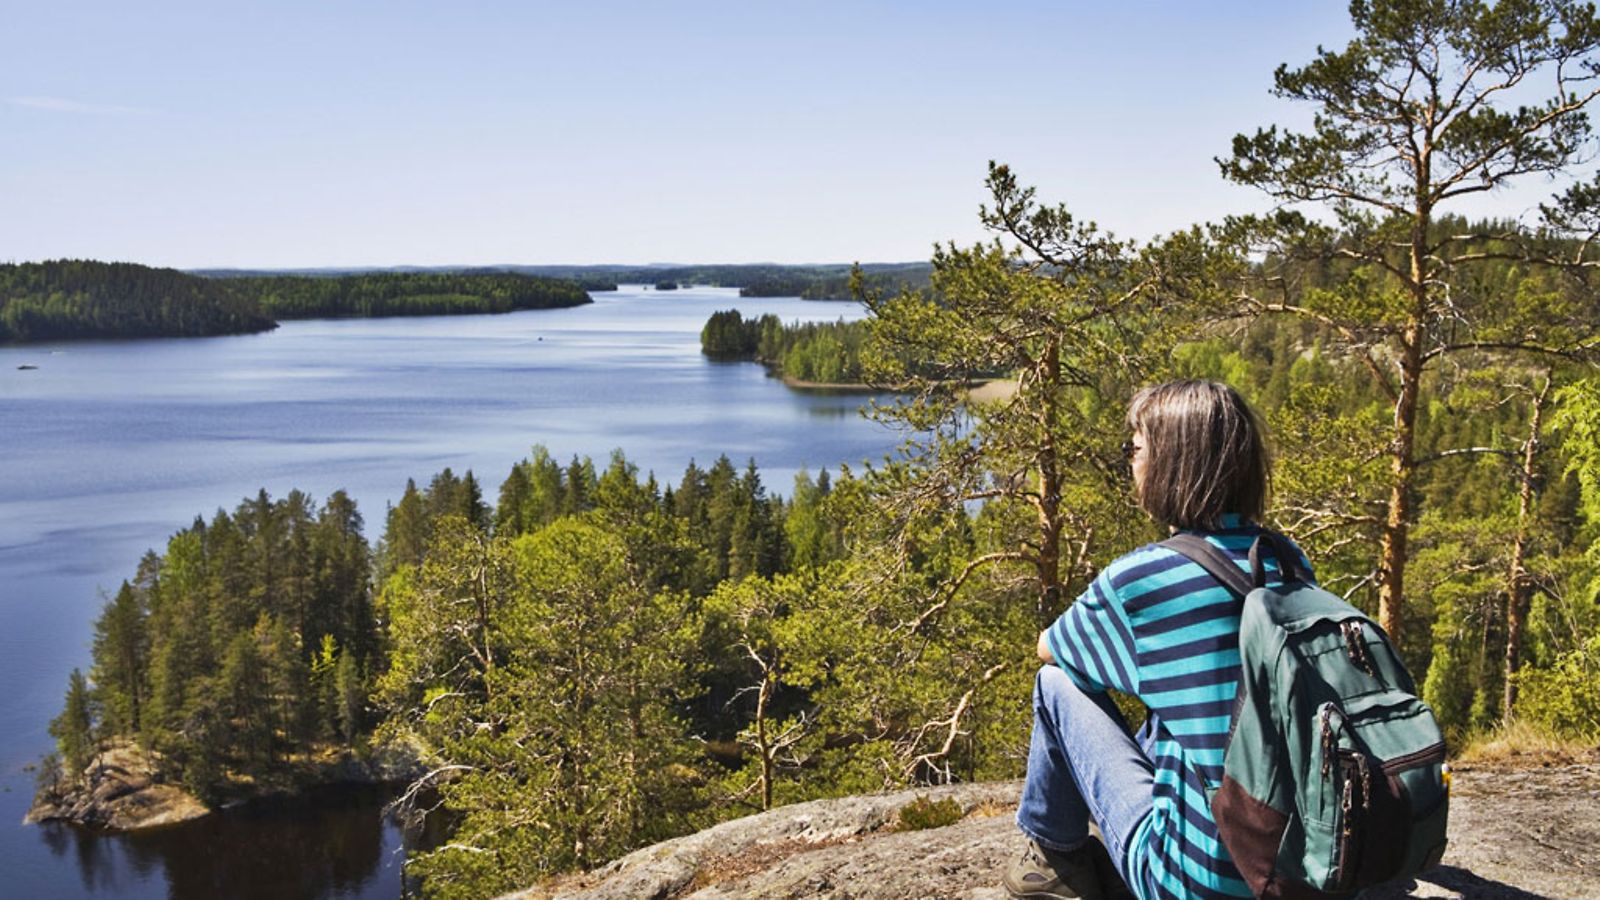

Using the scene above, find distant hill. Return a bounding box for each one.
[0,260,275,343]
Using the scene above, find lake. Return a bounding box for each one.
[0,286,897,899]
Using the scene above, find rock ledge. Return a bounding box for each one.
[513,763,1600,899]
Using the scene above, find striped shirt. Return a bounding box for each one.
[1044,515,1311,900]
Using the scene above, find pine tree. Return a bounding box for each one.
[1219,0,1600,646]
[91,581,149,735]
[49,669,96,780]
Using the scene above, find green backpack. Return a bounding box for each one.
[1162,532,1450,899]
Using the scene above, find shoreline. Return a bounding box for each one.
[779,374,885,393]
[777,373,1018,400]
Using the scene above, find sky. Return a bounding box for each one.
[0,2,1577,269]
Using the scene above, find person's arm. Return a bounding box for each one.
[1042,567,1142,696]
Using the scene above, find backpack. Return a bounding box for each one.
[1160,531,1449,899]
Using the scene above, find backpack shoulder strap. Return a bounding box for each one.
[1159,533,1253,598]
[1248,532,1311,588]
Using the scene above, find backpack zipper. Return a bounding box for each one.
[1342,620,1376,675]
[1381,741,1446,775]
[1331,750,1371,891]
[1319,705,1337,778]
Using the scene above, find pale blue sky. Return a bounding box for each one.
[0,2,1566,268]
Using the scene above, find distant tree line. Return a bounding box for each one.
[737,264,930,301]
[0,259,936,346]
[480,262,932,300]
[0,261,592,344]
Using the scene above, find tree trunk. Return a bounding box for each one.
[756,671,773,811]
[1034,337,1063,623]
[1378,324,1423,647]
[1379,185,1432,649]
[1503,379,1549,720]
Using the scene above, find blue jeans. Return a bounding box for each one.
[1016,665,1157,897]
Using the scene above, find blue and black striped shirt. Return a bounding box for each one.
[1045,515,1311,900]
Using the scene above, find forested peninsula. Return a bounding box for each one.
[0,260,591,344]
[700,310,871,385]
[0,260,275,343]
[699,308,1008,389]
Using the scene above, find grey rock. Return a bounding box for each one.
[512,765,1600,900]
[25,743,208,831]
[515,783,1018,900]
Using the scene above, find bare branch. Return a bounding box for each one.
[897,550,1030,636]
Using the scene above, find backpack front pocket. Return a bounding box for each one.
[1305,695,1448,887]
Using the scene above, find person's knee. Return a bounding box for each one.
[1034,664,1076,708]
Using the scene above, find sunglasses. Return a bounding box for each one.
[1121,440,1142,461]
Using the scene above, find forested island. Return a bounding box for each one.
[226,271,591,320]
[699,308,1011,388]
[0,261,591,344]
[32,5,1600,898]
[700,309,870,385]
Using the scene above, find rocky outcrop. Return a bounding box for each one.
[520,782,1021,900]
[514,763,1600,899]
[25,738,424,832]
[24,743,208,831]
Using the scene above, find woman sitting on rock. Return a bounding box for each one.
[1005,380,1308,900]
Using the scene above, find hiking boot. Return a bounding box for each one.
[1082,836,1137,900]
[1003,837,1104,899]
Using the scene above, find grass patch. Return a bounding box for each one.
[1453,719,1600,768]
[893,795,964,831]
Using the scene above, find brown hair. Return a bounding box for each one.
[1126,380,1268,530]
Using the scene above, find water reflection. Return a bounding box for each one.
[41,786,402,900]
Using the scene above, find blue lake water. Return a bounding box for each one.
[0,286,897,898]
